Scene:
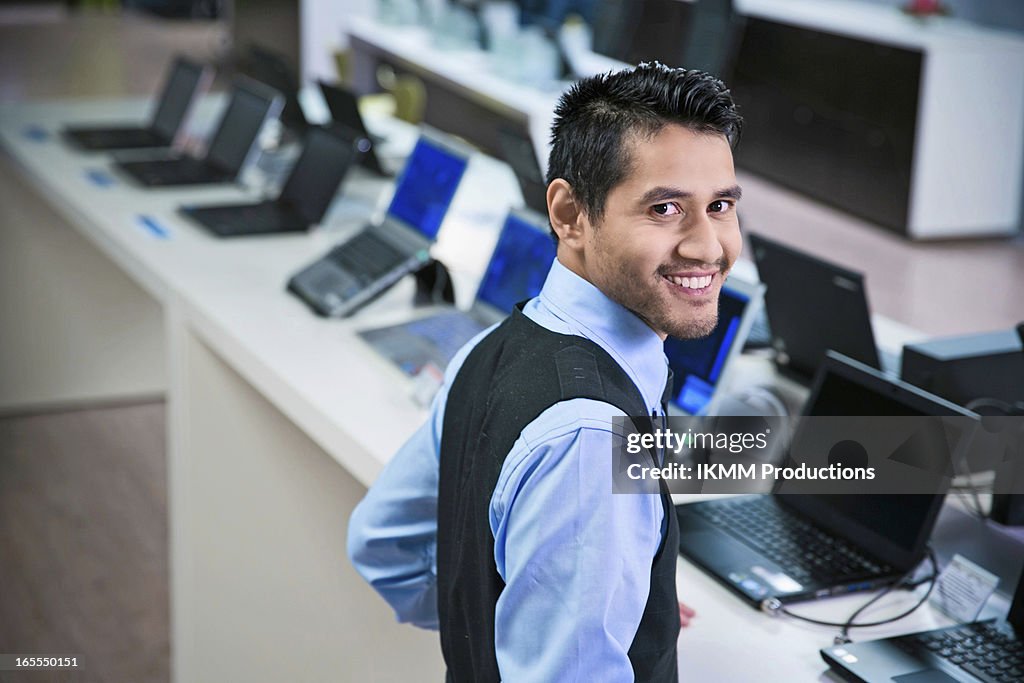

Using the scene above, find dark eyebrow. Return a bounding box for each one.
[637,186,692,206]
[715,185,743,201]
[637,184,743,206]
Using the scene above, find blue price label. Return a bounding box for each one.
[85,169,115,187]
[136,215,170,240]
[21,125,49,142]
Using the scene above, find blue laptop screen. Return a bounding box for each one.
[664,286,749,415]
[476,213,557,313]
[386,137,468,239]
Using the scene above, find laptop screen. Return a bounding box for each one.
[1010,563,1024,631]
[242,45,308,133]
[151,58,203,140]
[279,126,358,223]
[386,137,468,240]
[750,232,881,378]
[779,354,972,569]
[319,81,370,138]
[476,212,557,314]
[496,128,549,215]
[664,285,749,415]
[205,84,274,175]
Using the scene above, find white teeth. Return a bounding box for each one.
[666,274,714,289]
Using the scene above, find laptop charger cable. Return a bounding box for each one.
[759,548,939,645]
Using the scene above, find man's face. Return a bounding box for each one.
[581,124,742,340]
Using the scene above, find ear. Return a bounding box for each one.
[547,178,587,248]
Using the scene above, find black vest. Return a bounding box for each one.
[437,307,680,682]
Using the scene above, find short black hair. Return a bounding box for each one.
[547,62,743,234]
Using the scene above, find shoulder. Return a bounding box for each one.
[517,398,629,451]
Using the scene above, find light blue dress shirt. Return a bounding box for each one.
[348,259,672,681]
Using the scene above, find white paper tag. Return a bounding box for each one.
[930,554,1000,623]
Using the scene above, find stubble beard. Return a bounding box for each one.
[602,261,721,340]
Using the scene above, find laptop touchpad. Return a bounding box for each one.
[892,670,961,683]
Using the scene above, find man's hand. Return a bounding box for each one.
[679,602,696,628]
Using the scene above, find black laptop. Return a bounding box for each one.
[822,563,1024,683]
[496,126,548,215]
[63,57,211,152]
[115,78,282,188]
[675,351,975,608]
[287,131,472,317]
[241,44,310,136]
[749,232,896,381]
[317,80,390,177]
[179,125,360,237]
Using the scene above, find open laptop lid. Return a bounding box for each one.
[317,80,389,176]
[241,44,309,134]
[150,57,211,143]
[278,125,360,224]
[665,275,765,416]
[473,208,557,319]
[749,231,882,379]
[317,80,372,140]
[382,131,471,243]
[203,77,283,178]
[1010,562,1024,634]
[779,351,977,572]
[496,126,549,215]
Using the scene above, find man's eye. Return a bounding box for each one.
[709,200,734,214]
[651,203,681,216]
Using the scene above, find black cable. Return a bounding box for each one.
[761,549,939,644]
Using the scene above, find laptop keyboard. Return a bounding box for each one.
[692,497,890,584]
[192,203,304,235]
[125,157,223,185]
[328,230,408,283]
[404,311,488,362]
[897,621,1023,683]
[745,310,772,349]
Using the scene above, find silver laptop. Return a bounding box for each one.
[358,207,557,374]
[286,130,473,317]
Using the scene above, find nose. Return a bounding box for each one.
[676,212,726,268]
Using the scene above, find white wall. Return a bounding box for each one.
[300,0,376,83]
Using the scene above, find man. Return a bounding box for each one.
[348,63,743,681]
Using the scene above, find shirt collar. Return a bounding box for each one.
[535,259,669,413]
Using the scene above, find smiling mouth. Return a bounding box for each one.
[662,272,716,295]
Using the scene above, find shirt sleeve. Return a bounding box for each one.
[490,399,666,682]
[346,325,499,630]
[346,393,444,630]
